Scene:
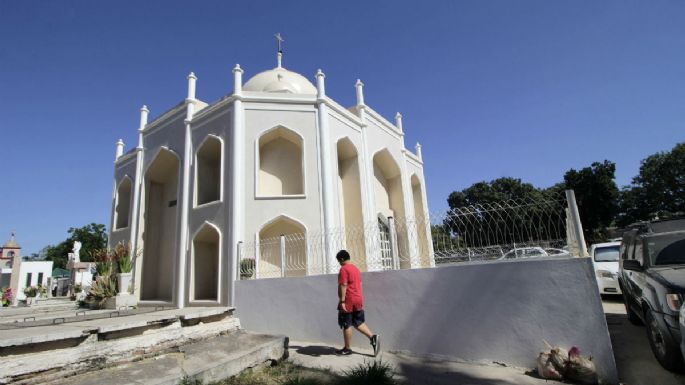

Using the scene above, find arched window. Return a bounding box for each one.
[141,148,179,302]
[372,149,404,220]
[258,216,307,278]
[115,177,132,230]
[337,138,366,271]
[195,136,222,206]
[192,223,220,301]
[372,149,409,269]
[258,126,304,196]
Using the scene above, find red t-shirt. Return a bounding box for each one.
[338,263,363,313]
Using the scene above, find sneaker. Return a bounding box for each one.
[335,347,353,355]
[370,334,381,357]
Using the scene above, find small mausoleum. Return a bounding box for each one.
[0,233,53,305]
[109,46,432,309]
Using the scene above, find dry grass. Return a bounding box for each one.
[214,360,339,385]
[180,359,398,385]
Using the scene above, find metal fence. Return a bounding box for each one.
[432,196,568,264]
[238,193,577,279]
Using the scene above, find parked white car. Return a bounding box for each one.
[545,248,571,257]
[500,247,548,260]
[590,241,622,295]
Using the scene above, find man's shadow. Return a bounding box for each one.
[290,345,374,358]
[290,345,337,357]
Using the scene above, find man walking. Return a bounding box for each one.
[335,249,380,356]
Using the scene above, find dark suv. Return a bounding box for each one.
[618,219,685,371]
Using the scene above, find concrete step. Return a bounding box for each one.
[0,307,239,384]
[0,307,172,330]
[54,331,288,385]
[0,302,78,319]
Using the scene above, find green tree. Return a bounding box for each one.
[562,160,619,242]
[445,178,564,247]
[617,142,685,226]
[44,223,108,269]
[447,177,547,208]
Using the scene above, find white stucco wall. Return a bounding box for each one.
[236,257,618,384]
[16,261,53,300]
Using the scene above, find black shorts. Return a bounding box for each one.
[338,310,365,329]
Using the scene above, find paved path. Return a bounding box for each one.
[289,341,552,385]
[602,295,685,385]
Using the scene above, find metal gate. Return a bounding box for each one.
[378,219,393,270]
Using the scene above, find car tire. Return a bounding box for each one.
[645,309,684,372]
[622,293,643,326]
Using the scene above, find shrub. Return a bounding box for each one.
[240,258,256,279]
[91,248,114,276]
[114,242,134,273]
[36,284,47,297]
[1,287,12,306]
[92,242,137,275]
[87,274,117,304]
[338,360,397,385]
[23,286,37,298]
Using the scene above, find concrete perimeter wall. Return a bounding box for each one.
[236,257,618,384]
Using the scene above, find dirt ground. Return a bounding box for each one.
[287,342,556,385]
[602,295,685,385]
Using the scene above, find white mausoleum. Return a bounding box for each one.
[109,51,432,308]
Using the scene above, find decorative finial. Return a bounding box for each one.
[355,79,365,106]
[115,139,125,160]
[395,112,403,132]
[315,69,326,98]
[187,72,197,100]
[139,105,149,131]
[275,33,284,68]
[233,64,244,95]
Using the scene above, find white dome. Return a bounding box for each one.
[243,67,317,95]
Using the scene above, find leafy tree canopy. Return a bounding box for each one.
[443,143,683,244]
[561,160,619,242]
[617,142,685,226]
[44,223,107,269]
[447,177,550,209]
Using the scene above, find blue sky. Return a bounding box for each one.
[1,1,683,254]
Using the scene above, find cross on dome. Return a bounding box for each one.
[274,33,284,68]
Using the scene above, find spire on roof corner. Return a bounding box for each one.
[355,79,365,106]
[233,64,243,95]
[187,72,197,100]
[139,105,149,130]
[115,139,125,160]
[316,69,326,98]
[395,112,403,132]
